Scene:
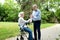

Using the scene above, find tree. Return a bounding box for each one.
[0,4,7,21]
[16,0,41,20]
[0,0,20,22]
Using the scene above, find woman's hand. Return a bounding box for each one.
[28,19,32,23]
[29,19,32,23]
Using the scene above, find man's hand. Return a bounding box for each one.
[30,14,33,18]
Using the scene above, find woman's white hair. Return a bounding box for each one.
[18,12,24,17]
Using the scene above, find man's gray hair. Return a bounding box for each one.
[32,4,37,8]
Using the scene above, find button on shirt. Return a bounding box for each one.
[32,9,41,21]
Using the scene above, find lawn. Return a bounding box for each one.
[0,22,54,40]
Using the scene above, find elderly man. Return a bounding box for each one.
[31,4,41,40]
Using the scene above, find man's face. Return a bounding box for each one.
[33,6,37,10]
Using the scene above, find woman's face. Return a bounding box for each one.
[22,14,24,17]
[21,13,24,18]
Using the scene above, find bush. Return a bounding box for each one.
[0,0,20,22]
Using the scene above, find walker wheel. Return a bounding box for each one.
[17,38,19,40]
[20,35,24,40]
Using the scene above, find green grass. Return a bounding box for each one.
[29,23,54,31]
[0,22,54,40]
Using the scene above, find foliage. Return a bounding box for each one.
[56,9,60,22]
[16,0,42,20]
[0,0,20,22]
[41,1,60,23]
[0,0,60,23]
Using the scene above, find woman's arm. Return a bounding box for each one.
[21,18,30,23]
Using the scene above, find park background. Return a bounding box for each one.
[0,0,60,40]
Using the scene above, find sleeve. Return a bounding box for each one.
[21,18,30,23]
[32,11,37,18]
[36,10,40,17]
[35,10,41,18]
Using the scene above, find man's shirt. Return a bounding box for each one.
[32,9,41,21]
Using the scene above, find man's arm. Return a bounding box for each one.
[36,10,41,18]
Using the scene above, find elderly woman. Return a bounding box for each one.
[18,12,33,40]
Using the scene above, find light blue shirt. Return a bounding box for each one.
[32,9,41,21]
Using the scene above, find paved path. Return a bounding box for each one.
[6,24,60,40]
